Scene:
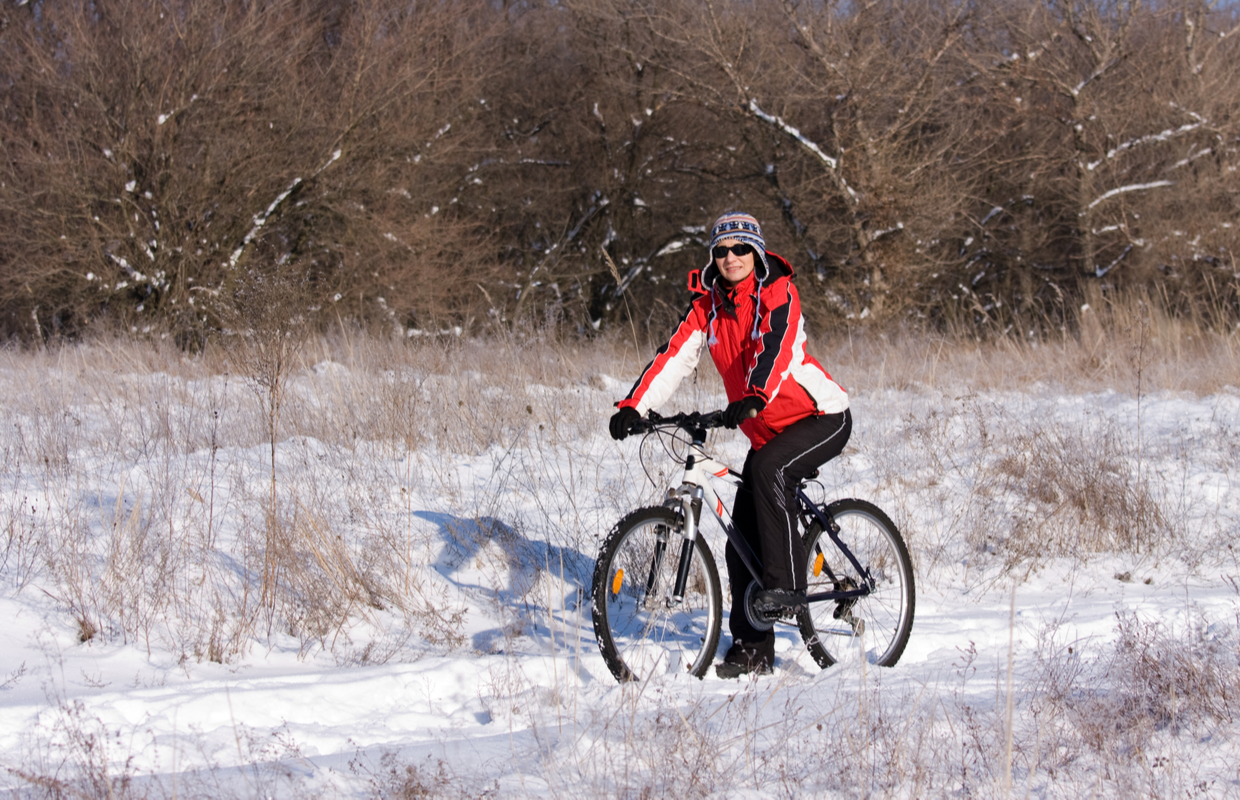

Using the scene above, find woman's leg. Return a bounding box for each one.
[749,409,851,593]
[721,409,851,668]
[725,451,773,654]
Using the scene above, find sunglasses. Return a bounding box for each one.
[712,243,756,259]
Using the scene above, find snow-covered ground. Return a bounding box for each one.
[1,347,1238,797]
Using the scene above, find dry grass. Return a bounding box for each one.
[1,297,1236,658]
[1020,609,1240,793]
[822,287,1240,397]
[0,321,631,667]
[365,608,1236,799]
[471,609,1236,798]
[1,294,1238,796]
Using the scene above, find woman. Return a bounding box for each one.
[609,212,851,678]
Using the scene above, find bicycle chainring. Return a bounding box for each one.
[742,581,777,631]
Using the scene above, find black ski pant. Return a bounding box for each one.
[725,408,852,648]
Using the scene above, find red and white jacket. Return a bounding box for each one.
[617,251,848,449]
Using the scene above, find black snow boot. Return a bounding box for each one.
[715,638,774,679]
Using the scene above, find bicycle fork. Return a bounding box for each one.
[658,484,704,605]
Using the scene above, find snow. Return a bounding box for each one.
[1,357,1238,796]
[1086,180,1176,211]
[230,178,304,267]
[747,99,839,171]
[1086,119,1204,171]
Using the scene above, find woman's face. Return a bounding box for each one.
[714,239,756,287]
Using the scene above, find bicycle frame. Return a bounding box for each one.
[658,424,874,607]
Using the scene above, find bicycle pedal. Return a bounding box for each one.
[759,607,799,623]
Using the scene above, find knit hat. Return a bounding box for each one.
[705,212,771,281]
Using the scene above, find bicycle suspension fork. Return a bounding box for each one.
[665,484,704,603]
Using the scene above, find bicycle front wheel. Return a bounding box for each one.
[591,507,722,682]
[799,499,915,668]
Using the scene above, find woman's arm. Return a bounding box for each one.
[616,300,708,414]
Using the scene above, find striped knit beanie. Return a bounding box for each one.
[705,211,771,280]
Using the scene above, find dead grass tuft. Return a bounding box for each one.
[1027,611,1240,776]
[822,288,1240,397]
[993,420,1167,562]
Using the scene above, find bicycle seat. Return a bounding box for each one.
[804,469,819,481]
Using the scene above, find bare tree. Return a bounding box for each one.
[972,0,1240,328]
[563,0,992,326]
[473,0,752,335]
[0,0,1236,340]
[0,0,503,340]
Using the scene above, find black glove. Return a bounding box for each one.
[722,396,765,429]
[609,407,642,440]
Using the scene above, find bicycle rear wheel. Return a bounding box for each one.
[799,499,915,668]
[591,507,722,682]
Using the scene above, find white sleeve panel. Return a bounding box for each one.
[633,329,707,415]
[790,358,849,413]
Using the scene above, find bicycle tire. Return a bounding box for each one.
[798,499,915,668]
[591,506,723,681]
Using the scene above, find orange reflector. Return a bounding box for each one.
[611,568,625,595]
[813,553,824,577]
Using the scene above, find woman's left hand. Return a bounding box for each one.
[722,397,765,428]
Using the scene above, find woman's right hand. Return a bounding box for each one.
[609,407,642,440]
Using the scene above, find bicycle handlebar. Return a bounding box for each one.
[630,410,723,434]
[628,406,757,437]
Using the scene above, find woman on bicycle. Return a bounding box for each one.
[609,211,851,678]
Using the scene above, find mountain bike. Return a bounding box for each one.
[591,410,915,682]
